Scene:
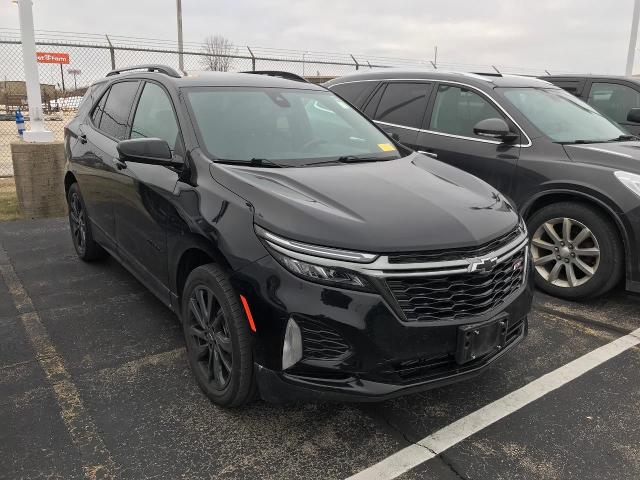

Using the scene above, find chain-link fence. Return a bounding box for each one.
[0,28,573,219]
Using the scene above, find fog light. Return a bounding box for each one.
[282,317,303,370]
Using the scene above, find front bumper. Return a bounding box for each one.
[232,252,533,403]
[255,319,527,403]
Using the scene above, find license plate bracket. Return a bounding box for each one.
[455,316,508,365]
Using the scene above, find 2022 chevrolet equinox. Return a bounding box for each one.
[63,65,533,406]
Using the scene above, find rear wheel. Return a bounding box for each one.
[181,264,256,407]
[67,183,107,261]
[527,201,623,300]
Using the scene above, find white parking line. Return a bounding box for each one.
[347,327,640,480]
[0,245,115,480]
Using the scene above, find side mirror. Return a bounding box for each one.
[117,138,176,166]
[627,108,640,123]
[473,118,518,143]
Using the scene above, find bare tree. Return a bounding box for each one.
[201,35,235,71]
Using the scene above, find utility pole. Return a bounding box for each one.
[16,0,53,142]
[59,63,65,93]
[176,0,184,72]
[626,0,640,75]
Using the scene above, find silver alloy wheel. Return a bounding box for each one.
[531,217,601,288]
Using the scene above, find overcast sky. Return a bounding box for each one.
[0,0,638,75]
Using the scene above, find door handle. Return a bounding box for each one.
[78,134,87,144]
[418,150,438,159]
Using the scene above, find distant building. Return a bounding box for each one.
[1,80,58,113]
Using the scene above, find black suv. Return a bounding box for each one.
[326,70,640,300]
[542,75,640,135]
[64,65,532,406]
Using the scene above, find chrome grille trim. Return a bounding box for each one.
[260,226,528,279]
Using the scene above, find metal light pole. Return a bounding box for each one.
[68,69,81,91]
[176,0,184,72]
[16,0,53,142]
[626,0,640,75]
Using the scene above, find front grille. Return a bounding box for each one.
[387,248,525,322]
[387,227,521,264]
[296,318,351,361]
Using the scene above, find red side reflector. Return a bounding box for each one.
[239,295,257,332]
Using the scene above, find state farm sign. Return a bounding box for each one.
[36,52,70,64]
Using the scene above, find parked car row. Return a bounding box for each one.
[325,70,640,300]
[62,65,638,407]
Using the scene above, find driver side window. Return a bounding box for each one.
[429,85,506,139]
[131,82,181,151]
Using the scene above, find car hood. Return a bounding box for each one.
[563,141,640,172]
[210,153,519,253]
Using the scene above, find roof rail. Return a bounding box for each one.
[106,64,182,78]
[242,70,309,83]
[472,71,503,77]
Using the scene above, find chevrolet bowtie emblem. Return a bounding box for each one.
[469,257,498,273]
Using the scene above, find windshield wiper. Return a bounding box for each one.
[304,155,396,166]
[606,134,639,142]
[558,134,639,145]
[557,139,603,145]
[336,155,386,163]
[215,158,283,168]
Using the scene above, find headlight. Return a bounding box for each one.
[518,216,528,236]
[255,226,375,291]
[615,171,640,198]
[269,249,371,289]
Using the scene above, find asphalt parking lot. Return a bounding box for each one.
[1,218,639,480]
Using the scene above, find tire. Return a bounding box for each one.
[527,201,623,300]
[181,264,256,407]
[67,183,108,261]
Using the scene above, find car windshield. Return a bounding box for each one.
[499,87,627,144]
[184,87,401,166]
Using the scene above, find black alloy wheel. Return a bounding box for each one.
[181,264,256,407]
[69,190,87,256]
[186,285,233,389]
[67,183,107,261]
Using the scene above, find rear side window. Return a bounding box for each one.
[373,82,431,129]
[96,81,139,140]
[131,82,180,149]
[330,82,377,108]
[548,79,584,96]
[91,91,108,126]
[429,85,504,138]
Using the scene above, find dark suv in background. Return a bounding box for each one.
[326,70,640,300]
[63,66,532,406]
[542,75,640,135]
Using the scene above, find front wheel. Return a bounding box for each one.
[67,183,107,261]
[527,201,623,300]
[181,264,256,407]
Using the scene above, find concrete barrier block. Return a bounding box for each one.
[10,141,66,219]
